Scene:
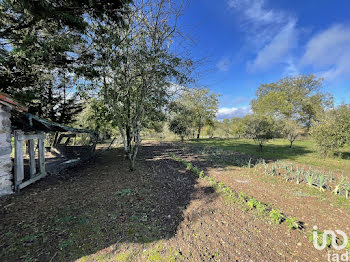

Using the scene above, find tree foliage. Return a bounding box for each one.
[312,104,350,156]
[251,74,333,131]
[243,114,276,151]
[282,119,302,148]
[87,0,193,170]
[0,0,130,122]
[180,88,219,139]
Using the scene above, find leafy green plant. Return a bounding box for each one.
[192,166,200,175]
[264,163,269,175]
[115,189,132,196]
[270,166,277,176]
[295,170,301,184]
[238,192,248,202]
[344,184,350,199]
[199,170,205,178]
[247,198,259,209]
[256,202,269,215]
[186,162,193,170]
[247,158,252,168]
[333,176,346,195]
[269,209,285,224]
[306,172,315,187]
[317,175,327,192]
[308,230,332,248]
[285,217,299,229]
[217,182,224,189]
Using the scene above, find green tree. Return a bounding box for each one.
[168,101,193,142]
[282,119,302,148]
[231,117,247,138]
[89,0,193,170]
[243,114,276,151]
[0,0,130,121]
[251,74,333,131]
[181,88,219,139]
[312,104,350,156]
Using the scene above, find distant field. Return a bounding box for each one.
[188,138,350,172]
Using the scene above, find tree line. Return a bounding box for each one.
[199,74,349,155]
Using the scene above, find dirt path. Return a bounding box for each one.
[0,142,331,261]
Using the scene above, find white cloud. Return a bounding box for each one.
[227,0,298,72]
[216,56,232,72]
[301,24,350,80]
[217,106,252,120]
[228,0,284,26]
[249,20,297,71]
[283,57,299,76]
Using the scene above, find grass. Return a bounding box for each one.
[188,138,350,172]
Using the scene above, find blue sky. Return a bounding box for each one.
[178,0,350,119]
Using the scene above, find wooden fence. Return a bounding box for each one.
[14,130,46,191]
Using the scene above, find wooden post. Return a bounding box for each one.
[38,134,46,175]
[28,139,36,177]
[14,130,24,190]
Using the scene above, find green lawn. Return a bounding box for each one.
[188,138,350,173]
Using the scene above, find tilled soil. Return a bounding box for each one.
[174,142,350,237]
[0,142,334,261]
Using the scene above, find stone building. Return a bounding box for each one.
[0,93,27,197]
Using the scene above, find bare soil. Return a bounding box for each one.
[0,142,339,261]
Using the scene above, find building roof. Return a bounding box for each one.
[0,92,96,137]
[26,113,97,136]
[0,92,28,112]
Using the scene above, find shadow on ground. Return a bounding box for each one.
[0,144,217,261]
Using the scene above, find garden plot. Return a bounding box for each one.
[0,141,334,261]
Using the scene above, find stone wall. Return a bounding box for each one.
[0,104,13,196]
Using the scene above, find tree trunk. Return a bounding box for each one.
[197,127,201,139]
[290,140,293,148]
[259,143,263,152]
[108,137,116,150]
